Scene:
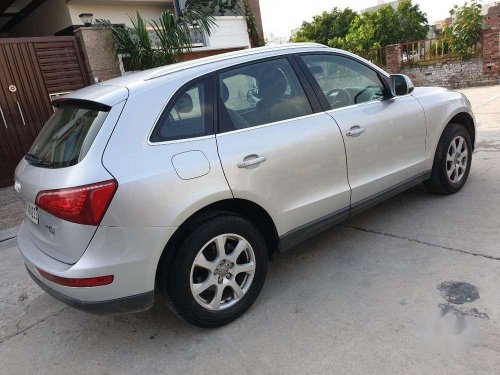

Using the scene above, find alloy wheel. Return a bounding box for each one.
[190,234,256,311]
[446,135,468,183]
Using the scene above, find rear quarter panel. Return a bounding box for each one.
[101,75,232,229]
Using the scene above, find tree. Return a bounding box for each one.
[292,7,357,46]
[397,0,429,43]
[95,6,216,71]
[341,0,429,53]
[449,1,483,59]
[341,4,400,54]
[341,13,380,54]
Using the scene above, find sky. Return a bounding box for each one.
[260,0,474,38]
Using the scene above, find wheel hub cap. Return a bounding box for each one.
[214,260,234,282]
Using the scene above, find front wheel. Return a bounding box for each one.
[425,123,472,194]
[159,214,268,328]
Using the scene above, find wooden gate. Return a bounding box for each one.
[0,36,89,187]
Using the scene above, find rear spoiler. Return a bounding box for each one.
[51,98,112,112]
[51,84,129,108]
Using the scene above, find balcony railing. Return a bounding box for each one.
[147,25,205,48]
[364,47,386,67]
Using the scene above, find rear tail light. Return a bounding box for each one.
[36,268,113,287]
[36,180,118,226]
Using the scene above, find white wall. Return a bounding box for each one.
[8,0,72,37]
[68,1,174,27]
[205,16,250,49]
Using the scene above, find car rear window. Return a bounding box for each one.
[26,101,110,168]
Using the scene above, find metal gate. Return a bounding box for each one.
[0,36,89,187]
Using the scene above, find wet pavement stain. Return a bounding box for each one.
[437,281,480,305]
[438,303,489,320]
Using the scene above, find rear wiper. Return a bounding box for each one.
[25,153,54,168]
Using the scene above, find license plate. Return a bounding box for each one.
[25,201,39,225]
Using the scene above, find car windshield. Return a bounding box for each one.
[26,102,109,168]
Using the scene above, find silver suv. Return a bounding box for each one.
[15,44,475,327]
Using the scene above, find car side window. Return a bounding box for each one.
[300,54,387,110]
[219,58,312,133]
[150,77,214,142]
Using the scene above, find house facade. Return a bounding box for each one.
[0,0,264,187]
[0,0,264,51]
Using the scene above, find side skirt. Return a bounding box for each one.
[278,170,431,252]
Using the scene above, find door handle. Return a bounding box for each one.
[0,105,7,129]
[346,126,366,137]
[237,155,266,168]
[17,102,26,126]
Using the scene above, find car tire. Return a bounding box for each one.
[158,213,268,328]
[424,123,472,195]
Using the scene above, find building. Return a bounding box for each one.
[359,0,401,14]
[0,0,265,187]
[0,0,264,52]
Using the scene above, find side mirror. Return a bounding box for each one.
[390,74,414,96]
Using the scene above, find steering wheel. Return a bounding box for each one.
[326,88,352,109]
[353,86,376,104]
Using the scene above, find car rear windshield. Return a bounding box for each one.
[26,101,110,168]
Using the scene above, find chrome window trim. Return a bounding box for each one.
[147,74,216,145]
[215,112,325,137]
[324,97,387,113]
[147,134,215,146]
[147,47,395,145]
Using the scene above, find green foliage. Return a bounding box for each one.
[397,0,429,42]
[449,1,483,59]
[292,7,357,46]
[293,0,429,59]
[340,13,379,54]
[342,0,429,53]
[187,0,241,16]
[95,6,216,71]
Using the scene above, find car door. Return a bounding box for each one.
[215,57,350,245]
[298,53,427,208]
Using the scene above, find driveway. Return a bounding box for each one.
[1,85,499,375]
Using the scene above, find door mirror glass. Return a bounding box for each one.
[390,74,414,96]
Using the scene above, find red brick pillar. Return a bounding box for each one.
[385,44,401,74]
[483,5,500,76]
[248,0,264,43]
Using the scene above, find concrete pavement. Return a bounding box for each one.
[0,85,499,375]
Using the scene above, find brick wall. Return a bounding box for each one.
[483,5,500,77]
[248,0,264,42]
[385,44,401,73]
[381,5,500,88]
[75,27,121,83]
[400,58,499,88]
[485,5,500,28]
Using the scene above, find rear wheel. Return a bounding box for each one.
[159,214,268,327]
[425,123,472,194]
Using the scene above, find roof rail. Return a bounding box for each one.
[145,43,328,81]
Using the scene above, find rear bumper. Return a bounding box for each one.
[17,221,177,313]
[27,266,154,314]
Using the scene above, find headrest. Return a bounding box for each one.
[257,68,288,100]
[174,92,193,113]
[221,81,230,103]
